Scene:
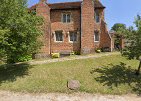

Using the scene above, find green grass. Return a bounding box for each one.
[0,54,141,95]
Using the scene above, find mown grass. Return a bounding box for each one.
[0,54,140,95]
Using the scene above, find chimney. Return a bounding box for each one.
[81,0,95,54]
[37,0,51,55]
[39,0,47,3]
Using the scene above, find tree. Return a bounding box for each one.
[111,23,126,32]
[0,0,43,63]
[111,23,127,50]
[122,15,141,75]
[0,29,9,61]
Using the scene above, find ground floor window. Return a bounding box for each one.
[55,31,63,42]
[94,32,100,42]
[69,31,77,42]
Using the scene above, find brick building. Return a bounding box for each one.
[29,0,112,58]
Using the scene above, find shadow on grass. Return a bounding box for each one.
[0,63,31,85]
[90,62,141,94]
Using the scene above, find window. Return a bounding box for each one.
[55,31,63,42]
[95,10,100,23]
[69,32,77,42]
[62,13,71,23]
[94,32,100,42]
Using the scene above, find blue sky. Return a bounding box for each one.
[28,0,141,29]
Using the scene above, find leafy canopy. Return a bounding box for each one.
[111,23,126,32]
[0,0,43,63]
[122,15,141,60]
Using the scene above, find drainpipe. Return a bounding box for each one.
[80,2,83,54]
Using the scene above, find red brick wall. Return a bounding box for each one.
[81,0,95,54]
[36,1,51,55]
[50,9,81,53]
[81,3,111,52]
[35,0,112,57]
[99,20,111,49]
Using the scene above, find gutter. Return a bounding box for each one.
[80,1,83,53]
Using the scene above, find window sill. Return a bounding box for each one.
[54,41,64,43]
[69,41,78,43]
[94,41,100,43]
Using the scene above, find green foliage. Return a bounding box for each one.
[70,51,75,55]
[74,51,81,55]
[51,53,60,58]
[122,15,141,60]
[95,49,101,53]
[0,0,43,63]
[111,23,126,32]
[0,29,9,60]
[111,23,127,50]
[70,51,81,55]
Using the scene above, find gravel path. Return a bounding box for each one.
[0,91,141,101]
[28,52,119,65]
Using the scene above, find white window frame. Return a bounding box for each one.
[62,13,71,23]
[69,31,78,43]
[54,31,64,42]
[94,32,100,42]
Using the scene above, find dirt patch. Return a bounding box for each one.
[0,91,141,101]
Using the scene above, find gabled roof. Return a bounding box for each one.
[94,0,105,8]
[29,1,105,10]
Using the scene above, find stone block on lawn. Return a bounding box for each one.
[67,80,80,90]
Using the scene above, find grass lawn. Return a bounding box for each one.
[0,54,141,95]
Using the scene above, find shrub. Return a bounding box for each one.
[51,53,60,58]
[18,55,32,62]
[7,54,32,63]
[96,49,101,53]
[70,51,75,55]
[74,51,81,55]
[70,51,81,55]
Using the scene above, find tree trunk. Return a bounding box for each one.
[135,61,141,75]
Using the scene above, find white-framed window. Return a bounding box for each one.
[94,32,100,42]
[55,31,63,42]
[95,10,100,23]
[62,13,71,23]
[69,31,77,42]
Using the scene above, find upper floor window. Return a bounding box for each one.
[69,31,77,42]
[94,32,100,42]
[95,10,100,23]
[55,31,63,42]
[62,13,71,23]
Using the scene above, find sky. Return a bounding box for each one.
[28,0,141,30]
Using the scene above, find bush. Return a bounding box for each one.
[18,55,32,62]
[96,49,101,53]
[7,54,32,63]
[70,51,81,55]
[74,51,81,55]
[70,51,75,55]
[51,53,60,58]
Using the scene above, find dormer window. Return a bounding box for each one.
[62,13,71,23]
[95,10,100,23]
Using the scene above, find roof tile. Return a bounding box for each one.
[29,0,105,10]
